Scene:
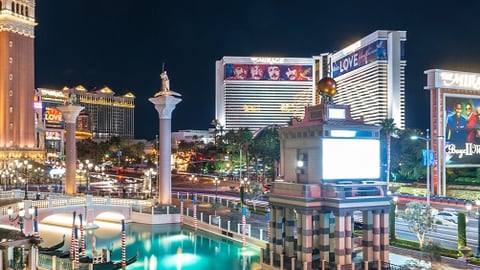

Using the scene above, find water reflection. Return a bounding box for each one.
[38,221,260,270]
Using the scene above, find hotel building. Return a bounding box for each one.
[329,30,407,129]
[216,30,406,132]
[215,56,316,131]
[37,86,135,156]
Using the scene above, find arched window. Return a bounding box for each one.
[0,1,3,10]
[16,3,19,13]
[20,5,24,15]
[11,2,14,12]
[25,7,28,16]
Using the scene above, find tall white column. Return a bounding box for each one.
[58,105,84,195]
[149,71,182,205]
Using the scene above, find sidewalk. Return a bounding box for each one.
[390,246,478,270]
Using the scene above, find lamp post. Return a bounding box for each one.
[85,160,93,193]
[8,202,36,234]
[411,129,432,205]
[213,176,221,217]
[475,199,480,257]
[214,177,220,203]
[24,162,32,200]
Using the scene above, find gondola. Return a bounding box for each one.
[79,253,138,270]
[38,234,66,252]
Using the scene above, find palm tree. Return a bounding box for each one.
[380,118,398,193]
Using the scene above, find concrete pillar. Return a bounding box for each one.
[372,211,381,262]
[284,208,295,257]
[380,210,390,262]
[319,212,330,261]
[362,210,373,262]
[312,212,320,253]
[344,213,352,265]
[149,71,182,206]
[57,105,84,195]
[300,212,313,269]
[23,200,34,235]
[334,214,346,266]
[28,245,37,270]
[274,207,284,257]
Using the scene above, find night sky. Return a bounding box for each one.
[34,1,480,140]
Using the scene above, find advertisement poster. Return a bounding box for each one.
[445,96,480,166]
[43,104,64,129]
[332,40,388,78]
[224,64,312,81]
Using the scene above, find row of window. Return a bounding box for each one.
[0,1,30,17]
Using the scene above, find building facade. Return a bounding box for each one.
[425,69,480,197]
[36,86,135,158]
[329,30,407,129]
[68,85,135,140]
[266,103,389,269]
[0,0,42,159]
[216,31,406,132]
[215,56,316,131]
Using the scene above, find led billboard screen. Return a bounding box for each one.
[322,138,380,180]
[445,96,480,166]
[43,103,64,129]
[224,64,313,81]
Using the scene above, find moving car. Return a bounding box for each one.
[435,211,458,224]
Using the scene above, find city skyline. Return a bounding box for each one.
[35,1,480,139]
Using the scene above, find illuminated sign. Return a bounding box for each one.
[243,104,261,112]
[440,71,480,90]
[40,89,66,98]
[250,57,285,64]
[43,104,64,129]
[328,108,346,120]
[224,64,312,81]
[45,131,62,140]
[445,96,480,166]
[332,40,388,78]
[34,102,42,109]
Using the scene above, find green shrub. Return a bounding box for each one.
[390,238,461,258]
[458,212,467,248]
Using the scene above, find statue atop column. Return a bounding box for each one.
[155,69,181,97]
[160,71,170,91]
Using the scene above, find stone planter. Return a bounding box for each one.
[459,246,471,260]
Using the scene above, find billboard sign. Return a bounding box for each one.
[332,40,388,78]
[43,103,64,129]
[445,96,480,166]
[224,63,313,81]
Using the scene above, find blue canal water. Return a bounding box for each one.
[39,221,261,270]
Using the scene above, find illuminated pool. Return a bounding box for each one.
[39,221,261,270]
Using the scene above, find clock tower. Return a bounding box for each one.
[0,0,37,154]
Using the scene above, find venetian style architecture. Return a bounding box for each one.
[266,80,390,269]
[149,71,182,206]
[0,0,44,159]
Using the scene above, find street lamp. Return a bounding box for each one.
[411,129,433,205]
[85,160,93,193]
[213,177,220,203]
[213,177,221,216]
[475,199,480,257]
[8,202,36,234]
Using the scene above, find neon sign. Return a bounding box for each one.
[440,72,480,90]
[250,57,285,64]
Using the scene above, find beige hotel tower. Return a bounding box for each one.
[0,0,42,158]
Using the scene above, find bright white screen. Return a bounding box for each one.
[322,138,380,179]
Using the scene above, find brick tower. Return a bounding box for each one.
[0,0,37,152]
